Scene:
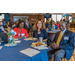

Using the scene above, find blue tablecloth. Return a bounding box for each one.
[0,39,48,61]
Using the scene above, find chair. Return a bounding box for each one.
[62,50,75,61]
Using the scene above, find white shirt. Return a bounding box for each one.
[61,28,66,34]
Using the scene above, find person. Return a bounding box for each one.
[14,20,28,39]
[45,20,50,28]
[9,19,12,28]
[66,19,69,24]
[56,21,59,28]
[48,20,58,30]
[0,21,7,33]
[5,22,11,28]
[66,23,70,30]
[33,20,48,42]
[2,19,6,26]
[12,22,16,29]
[60,19,63,22]
[48,21,74,61]
[4,22,11,32]
[50,18,54,25]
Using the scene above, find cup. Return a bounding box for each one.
[0,37,1,45]
[39,37,43,42]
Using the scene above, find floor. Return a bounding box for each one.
[64,27,75,61]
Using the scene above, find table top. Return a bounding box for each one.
[47,30,60,33]
[0,39,48,61]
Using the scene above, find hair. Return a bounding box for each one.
[56,21,59,24]
[16,20,26,29]
[45,20,49,24]
[34,20,46,30]
[51,20,55,25]
[59,21,66,26]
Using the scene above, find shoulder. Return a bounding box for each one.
[66,29,74,35]
[43,29,46,32]
[33,30,36,32]
[56,31,60,34]
[14,28,19,30]
[23,28,27,32]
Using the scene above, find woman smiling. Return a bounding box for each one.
[33,20,48,42]
[14,20,28,39]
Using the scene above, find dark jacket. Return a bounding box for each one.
[53,29,74,60]
[33,29,48,40]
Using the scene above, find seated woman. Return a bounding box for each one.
[45,20,50,28]
[56,21,59,28]
[48,21,58,30]
[33,20,48,42]
[14,20,28,39]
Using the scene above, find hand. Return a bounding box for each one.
[50,43,60,49]
[18,36,25,39]
[3,30,7,33]
[50,42,55,47]
[17,36,21,39]
[43,39,47,42]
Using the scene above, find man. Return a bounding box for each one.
[0,21,7,33]
[48,21,74,61]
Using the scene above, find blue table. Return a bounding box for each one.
[0,39,48,61]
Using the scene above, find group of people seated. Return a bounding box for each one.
[0,18,74,61]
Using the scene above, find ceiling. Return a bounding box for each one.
[9,13,72,15]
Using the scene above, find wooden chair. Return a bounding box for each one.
[62,50,75,61]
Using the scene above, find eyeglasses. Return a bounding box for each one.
[20,24,24,25]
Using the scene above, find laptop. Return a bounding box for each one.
[0,32,8,43]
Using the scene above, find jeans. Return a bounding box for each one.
[47,47,65,61]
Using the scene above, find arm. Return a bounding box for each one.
[33,30,35,37]
[59,32,74,50]
[18,29,28,39]
[25,29,28,38]
[14,28,18,38]
[43,29,48,42]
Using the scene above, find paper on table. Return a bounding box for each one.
[0,46,3,50]
[24,38,29,41]
[4,44,17,47]
[20,48,40,57]
[37,47,48,50]
[24,38,37,41]
[15,40,21,43]
[15,38,18,40]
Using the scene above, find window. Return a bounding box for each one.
[69,16,72,22]
[45,18,46,22]
[52,15,56,22]
[57,15,62,21]
[0,14,4,20]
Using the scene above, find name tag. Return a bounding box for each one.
[38,31,41,34]
[22,33,25,36]
[64,36,69,40]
